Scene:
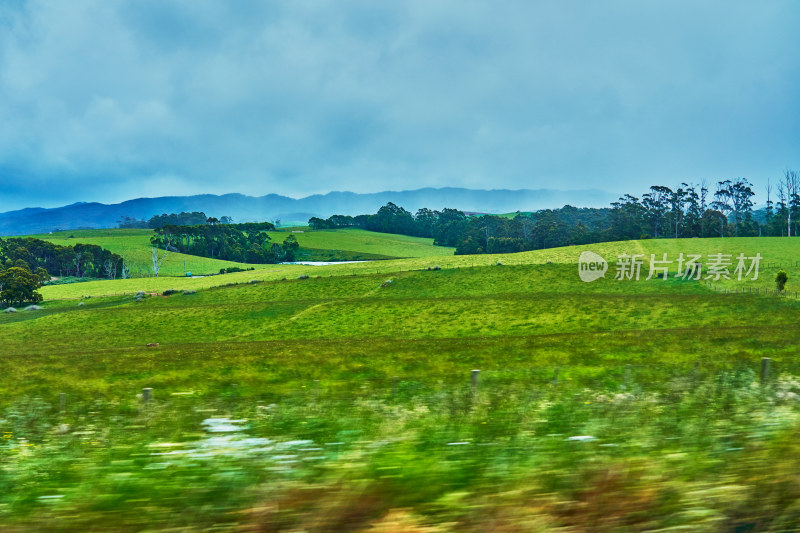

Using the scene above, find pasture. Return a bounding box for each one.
[35,235,800,300]
[3,235,800,530]
[25,227,453,278]
[25,228,255,277]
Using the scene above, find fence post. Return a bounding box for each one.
[142,387,152,403]
[761,358,771,385]
[553,367,560,389]
[471,369,480,394]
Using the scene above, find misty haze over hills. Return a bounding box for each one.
[0,187,619,236]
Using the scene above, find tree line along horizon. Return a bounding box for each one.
[310,173,800,254]
[1,172,798,307]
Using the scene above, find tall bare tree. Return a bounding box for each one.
[780,170,798,237]
[73,251,83,278]
[150,237,171,278]
[103,258,117,280]
[120,249,131,279]
[669,185,688,238]
[788,170,799,237]
[765,179,773,235]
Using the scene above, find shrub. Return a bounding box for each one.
[24,305,42,311]
[298,275,309,280]
[182,290,197,295]
[777,270,789,291]
[162,290,178,296]
[3,307,17,313]
[220,266,251,275]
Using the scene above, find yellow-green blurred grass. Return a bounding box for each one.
[6,247,800,530]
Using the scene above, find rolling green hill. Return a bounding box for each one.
[23,228,253,277]
[277,228,454,259]
[4,237,800,530]
[23,227,453,278]
[33,235,800,299]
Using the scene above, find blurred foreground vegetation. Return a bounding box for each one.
[4,258,800,530]
[4,370,800,531]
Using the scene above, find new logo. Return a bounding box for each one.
[578,251,608,282]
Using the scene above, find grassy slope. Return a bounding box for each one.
[36,236,800,299]
[25,229,252,277]
[276,228,453,258]
[23,228,453,277]
[4,260,800,399]
[6,239,800,529]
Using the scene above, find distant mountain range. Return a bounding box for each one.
[0,187,619,236]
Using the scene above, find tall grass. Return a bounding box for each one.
[4,247,800,529]
[2,370,800,531]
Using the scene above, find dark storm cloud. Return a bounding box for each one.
[0,0,798,210]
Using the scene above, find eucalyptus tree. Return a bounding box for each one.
[729,178,755,237]
[711,180,733,237]
[682,183,703,237]
[642,186,672,238]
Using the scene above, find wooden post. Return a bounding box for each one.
[761,358,771,385]
[142,387,152,403]
[471,369,480,393]
[59,393,66,412]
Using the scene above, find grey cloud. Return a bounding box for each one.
[0,0,798,211]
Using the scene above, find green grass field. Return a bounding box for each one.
[4,235,800,530]
[34,235,800,300]
[276,228,454,259]
[24,227,453,278]
[25,228,255,277]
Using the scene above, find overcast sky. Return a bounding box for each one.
[0,1,797,211]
